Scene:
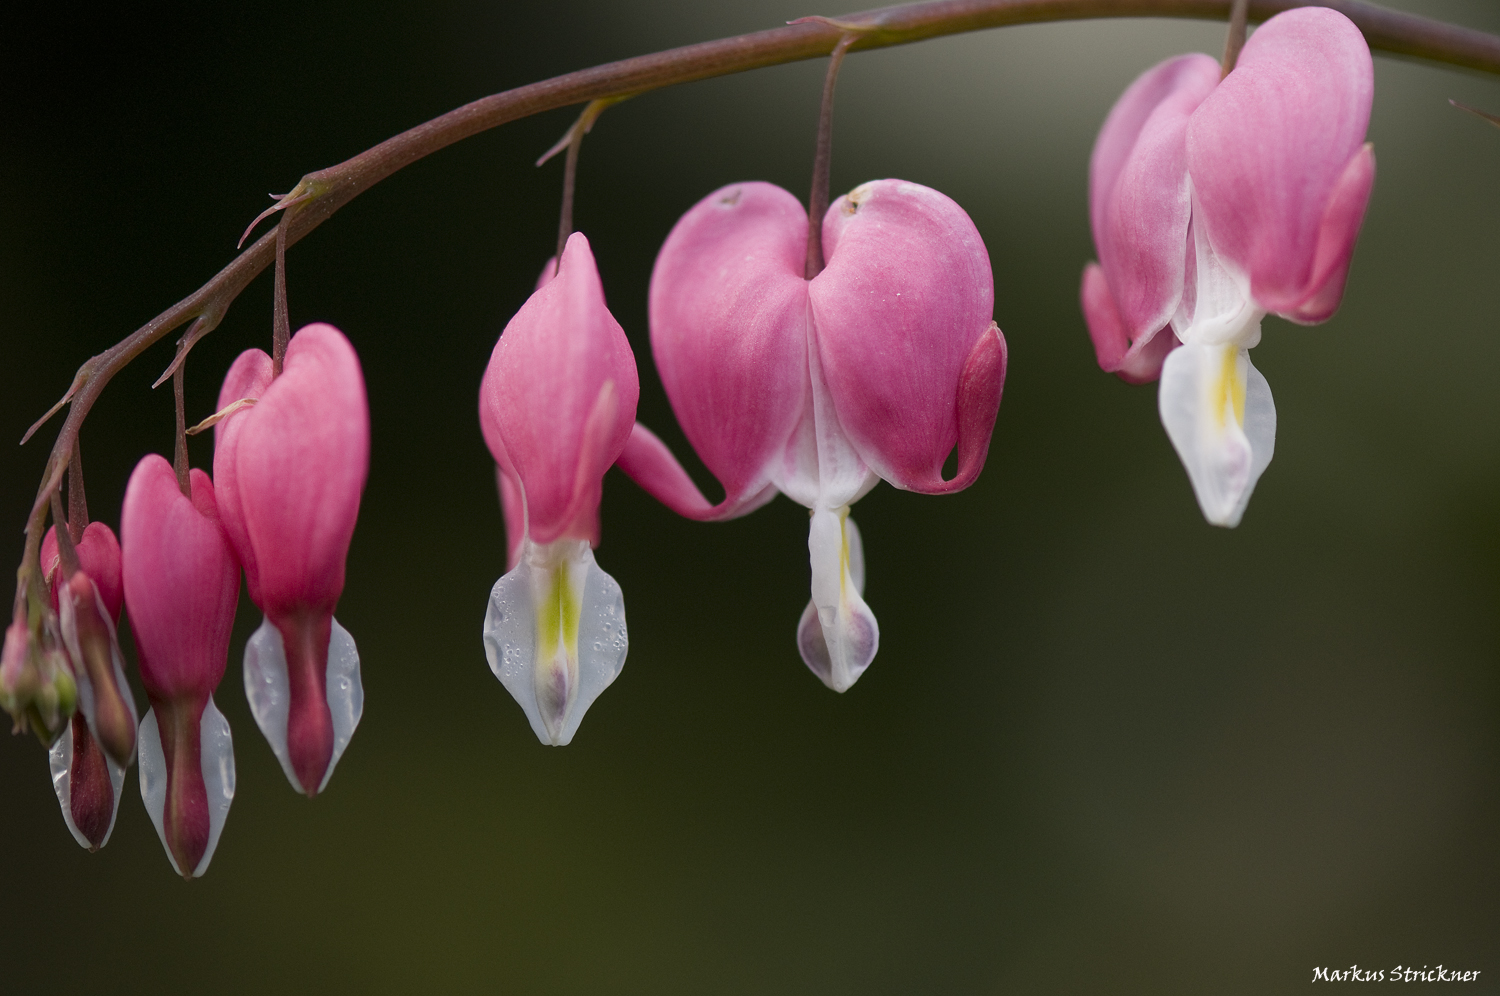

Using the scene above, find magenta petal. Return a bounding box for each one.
[1091,53,1220,340]
[1187,7,1374,314]
[41,522,123,622]
[648,182,810,508]
[1082,262,1130,372]
[122,457,239,704]
[615,422,779,521]
[482,233,638,544]
[811,180,995,492]
[902,323,1008,495]
[1287,143,1376,324]
[225,325,368,617]
[212,347,275,606]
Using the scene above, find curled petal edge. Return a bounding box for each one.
[1278,143,1377,324]
[1082,264,1180,385]
[893,323,1007,495]
[615,423,779,522]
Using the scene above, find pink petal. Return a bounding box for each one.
[225,324,368,617]
[122,456,239,703]
[41,522,123,622]
[647,182,810,510]
[1187,7,1374,316]
[481,233,638,544]
[1286,143,1376,324]
[614,422,780,521]
[212,347,275,606]
[811,179,998,492]
[1091,53,1221,341]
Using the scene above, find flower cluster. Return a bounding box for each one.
[480,177,1006,739]
[4,324,369,877]
[2,6,1381,871]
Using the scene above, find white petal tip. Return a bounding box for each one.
[483,540,628,746]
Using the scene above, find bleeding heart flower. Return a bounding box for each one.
[478,232,639,746]
[1081,7,1375,526]
[618,178,1006,692]
[40,522,137,849]
[122,456,239,878]
[214,323,369,796]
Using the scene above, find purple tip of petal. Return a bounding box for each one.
[1188,6,1373,316]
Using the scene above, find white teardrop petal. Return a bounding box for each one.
[800,508,879,691]
[483,540,628,746]
[1159,341,1276,528]
[48,720,125,850]
[193,695,235,878]
[137,707,173,873]
[244,615,363,794]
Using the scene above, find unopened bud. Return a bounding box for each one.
[1,619,39,724]
[60,572,138,767]
[27,636,77,747]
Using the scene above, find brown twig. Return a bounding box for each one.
[804,31,862,279]
[1221,0,1251,76]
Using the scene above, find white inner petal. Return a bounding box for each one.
[243,615,364,794]
[1159,342,1277,527]
[768,300,879,511]
[482,539,628,746]
[799,508,879,692]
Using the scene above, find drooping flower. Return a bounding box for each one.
[40,522,137,849]
[619,179,1006,691]
[214,324,369,796]
[122,455,239,878]
[479,232,638,746]
[1081,7,1375,526]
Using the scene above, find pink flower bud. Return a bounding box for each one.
[214,323,369,796]
[41,525,137,771]
[479,234,638,745]
[38,523,137,848]
[621,179,1005,690]
[122,455,239,878]
[1082,8,1375,526]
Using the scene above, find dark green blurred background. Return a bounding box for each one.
[2,2,1496,992]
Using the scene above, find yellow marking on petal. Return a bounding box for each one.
[1212,346,1247,429]
[536,564,582,659]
